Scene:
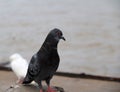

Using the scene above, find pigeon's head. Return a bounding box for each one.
[9,53,22,62]
[48,28,66,42]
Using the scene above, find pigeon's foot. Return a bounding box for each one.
[47,86,57,92]
[40,89,43,92]
[16,77,24,84]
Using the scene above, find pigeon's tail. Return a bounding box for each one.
[0,61,11,71]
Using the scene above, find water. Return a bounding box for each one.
[0,0,120,77]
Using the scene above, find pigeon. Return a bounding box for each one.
[9,53,28,84]
[1,53,37,92]
[22,28,65,92]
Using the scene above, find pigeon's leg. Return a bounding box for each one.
[46,79,56,92]
[38,81,43,92]
[6,77,24,92]
[16,77,24,84]
[13,77,24,88]
[9,77,24,89]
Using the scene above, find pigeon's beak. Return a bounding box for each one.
[60,36,66,41]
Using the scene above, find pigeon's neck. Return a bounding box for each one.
[38,41,58,54]
[43,41,58,49]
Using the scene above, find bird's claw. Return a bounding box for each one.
[40,89,43,92]
[46,86,57,92]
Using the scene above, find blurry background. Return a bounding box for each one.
[0,0,120,78]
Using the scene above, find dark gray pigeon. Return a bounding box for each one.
[22,28,65,92]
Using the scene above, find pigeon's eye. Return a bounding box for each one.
[56,31,62,37]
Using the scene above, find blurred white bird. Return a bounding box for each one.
[9,53,28,84]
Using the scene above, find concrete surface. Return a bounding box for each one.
[0,71,120,92]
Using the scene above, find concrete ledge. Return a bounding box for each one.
[0,71,120,92]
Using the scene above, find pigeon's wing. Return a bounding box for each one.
[23,54,40,84]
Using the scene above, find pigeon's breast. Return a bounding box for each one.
[35,53,60,82]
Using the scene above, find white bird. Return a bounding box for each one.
[9,53,28,84]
